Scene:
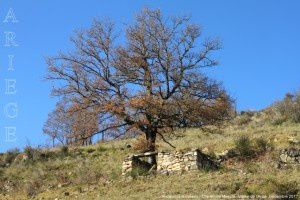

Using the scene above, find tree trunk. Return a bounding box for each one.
[146,131,157,166]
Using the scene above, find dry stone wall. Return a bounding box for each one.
[157,151,198,173]
[122,156,133,176]
[122,149,218,176]
[122,151,157,176]
[157,149,218,174]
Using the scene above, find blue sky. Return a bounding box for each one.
[0,0,300,151]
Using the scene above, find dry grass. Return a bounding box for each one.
[0,115,299,199]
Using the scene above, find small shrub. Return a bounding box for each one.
[24,146,35,160]
[110,170,119,181]
[24,146,45,161]
[42,150,56,159]
[0,169,4,178]
[130,167,149,179]
[56,171,70,185]
[270,180,298,199]
[85,147,95,153]
[132,135,151,153]
[235,136,254,158]
[270,116,286,126]
[230,181,243,193]
[207,149,217,159]
[60,146,69,157]
[25,181,39,197]
[269,92,300,124]
[4,148,20,165]
[236,114,252,126]
[96,146,107,152]
[73,161,103,184]
[254,138,268,153]
[244,162,259,173]
[25,169,45,197]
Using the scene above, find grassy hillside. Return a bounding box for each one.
[0,111,299,199]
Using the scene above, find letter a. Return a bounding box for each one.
[3,8,18,23]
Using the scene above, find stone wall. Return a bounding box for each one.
[122,149,218,176]
[157,151,197,174]
[122,151,158,176]
[122,156,133,176]
[123,147,300,176]
[157,149,218,174]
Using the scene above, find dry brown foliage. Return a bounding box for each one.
[46,8,234,154]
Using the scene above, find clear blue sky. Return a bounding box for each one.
[0,0,300,152]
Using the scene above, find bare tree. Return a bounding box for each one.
[68,102,99,146]
[43,99,99,147]
[43,100,72,147]
[46,8,233,164]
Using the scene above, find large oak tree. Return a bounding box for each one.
[46,8,233,163]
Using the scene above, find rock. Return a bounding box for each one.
[279,154,288,163]
[64,192,70,196]
[216,149,237,161]
[220,150,229,156]
[216,150,228,160]
[288,137,300,145]
[201,147,209,154]
[279,148,300,165]
[287,148,300,157]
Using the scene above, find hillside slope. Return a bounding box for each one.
[0,113,299,199]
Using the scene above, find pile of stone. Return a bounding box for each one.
[279,148,300,164]
[277,147,300,168]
